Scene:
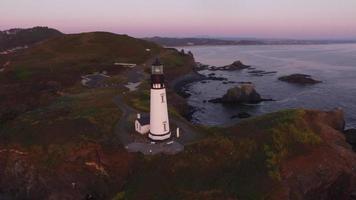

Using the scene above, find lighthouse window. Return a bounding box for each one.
[160,93,165,103]
[163,122,167,132]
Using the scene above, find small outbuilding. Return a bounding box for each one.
[135,114,150,134]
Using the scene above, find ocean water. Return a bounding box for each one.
[181,44,356,128]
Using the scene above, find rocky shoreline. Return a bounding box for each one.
[171,60,276,120]
[344,129,356,151]
[172,59,329,123]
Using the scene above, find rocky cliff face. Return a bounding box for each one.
[0,144,137,199]
[274,109,356,199]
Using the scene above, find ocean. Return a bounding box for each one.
[181,44,356,128]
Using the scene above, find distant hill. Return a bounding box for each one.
[0,26,63,51]
[9,32,161,76]
[2,32,162,88]
[0,32,162,123]
[144,36,356,47]
[144,36,264,46]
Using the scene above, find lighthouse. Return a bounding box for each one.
[148,58,171,141]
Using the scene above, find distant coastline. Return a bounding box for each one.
[144,36,356,47]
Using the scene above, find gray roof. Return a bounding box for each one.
[137,114,150,125]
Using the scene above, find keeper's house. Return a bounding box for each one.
[135,113,150,134]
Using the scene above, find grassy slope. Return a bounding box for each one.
[0,88,123,146]
[0,27,63,51]
[121,109,323,200]
[6,32,161,83]
[0,32,163,172]
[0,33,200,199]
[0,32,162,123]
[125,49,195,116]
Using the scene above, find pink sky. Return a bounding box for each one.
[1,0,356,39]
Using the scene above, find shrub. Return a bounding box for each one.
[263,110,321,180]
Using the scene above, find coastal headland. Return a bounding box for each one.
[0,28,356,199]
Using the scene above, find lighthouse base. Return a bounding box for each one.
[149,132,171,141]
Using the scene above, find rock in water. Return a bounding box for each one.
[278,74,322,84]
[209,83,265,104]
[223,84,262,103]
[238,112,251,118]
[344,129,356,151]
[222,60,250,70]
[230,112,251,119]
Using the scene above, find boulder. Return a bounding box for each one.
[223,84,261,103]
[230,112,251,119]
[207,61,250,71]
[238,112,251,118]
[344,129,356,151]
[248,70,277,76]
[209,83,271,104]
[208,73,215,77]
[278,74,322,84]
[222,60,250,70]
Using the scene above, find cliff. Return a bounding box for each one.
[1,109,355,199]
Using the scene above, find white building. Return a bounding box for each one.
[134,114,150,134]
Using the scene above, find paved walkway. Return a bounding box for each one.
[126,141,184,155]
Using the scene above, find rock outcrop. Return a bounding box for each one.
[274,109,356,200]
[0,144,136,199]
[195,60,250,71]
[230,112,251,119]
[221,60,251,70]
[344,129,356,151]
[279,74,322,84]
[209,83,271,104]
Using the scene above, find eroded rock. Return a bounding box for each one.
[209,83,272,104]
[279,74,322,84]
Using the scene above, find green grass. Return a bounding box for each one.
[13,67,32,80]
[160,50,195,79]
[263,116,321,180]
[120,109,324,199]
[240,109,305,130]
[239,109,322,181]
[111,192,126,200]
[0,88,122,147]
[130,90,150,112]
[5,32,162,86]
[40,144,68,168]
[161,53,186,67]
[123,134,270,200]
[14,32,161,69]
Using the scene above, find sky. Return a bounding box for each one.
[1,0,356,39]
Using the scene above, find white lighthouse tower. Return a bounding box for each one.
[148,59,171,141]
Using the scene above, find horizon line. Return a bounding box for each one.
[1,25,356,41]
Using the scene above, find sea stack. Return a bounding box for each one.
[149,58,171,141]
